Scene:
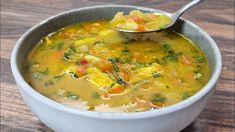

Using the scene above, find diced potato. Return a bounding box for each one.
[64,64,77,73]
[130,63,162,84]
[42,36,52,44]
[84,55,101,63]
[137,62,161,76]
[129,10,146,20]
[74,37,96,46]
[122,19,138,30]
[86,67,115,88]
[78,45,89,52]
[145,21,162,30]
[110,12,125,26]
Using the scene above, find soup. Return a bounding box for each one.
[110,10,172,32]
[24,20,210,112]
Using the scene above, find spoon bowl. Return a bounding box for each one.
[117,0,204,33]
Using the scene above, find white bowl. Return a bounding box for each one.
[11,5,222,132]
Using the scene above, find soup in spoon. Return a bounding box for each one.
[110,10,172,32]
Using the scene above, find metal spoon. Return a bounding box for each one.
[117,0,204,33]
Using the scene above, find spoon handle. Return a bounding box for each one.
[172,0,204,21]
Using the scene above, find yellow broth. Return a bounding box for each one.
[24,20,210,112]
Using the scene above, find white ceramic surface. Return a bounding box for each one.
[11,5,222,132]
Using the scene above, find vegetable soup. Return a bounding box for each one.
[24,20,210,112]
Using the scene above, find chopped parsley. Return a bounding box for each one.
[67,92,79,100]
[31,68,49,79]
[194,56,204,63]
[44,80,54,86]
[92,92,100,99]
[116,78,125,84]
[182,92,191,100]
[151,93,166,102]
[152,72,161,78]
[162,43,170,52]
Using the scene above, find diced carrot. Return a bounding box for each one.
[84,25,93,32]
[108,86,124,95]
[99,62,113,72]
[152,102,164,107]
[185,72,194,80]
[130,14,145,24]
[89,49,99,55]
[180,55,191,65]
[120,69,131,82]
[173,77,183,85]
[100,56,109,61]
[102,93,110,100]
[80,59,88,65]
[133,52,148,63]
[52,51,64,59]
[130,14,139,22]
[76,66,86,77]
[137,24,146,32]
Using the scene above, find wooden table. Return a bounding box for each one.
[1,0,234,131]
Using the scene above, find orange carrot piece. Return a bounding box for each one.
[52,51,64,59]
[120,69,131,82]
[99,62,113,72]
[181,55,191,65]
[137,24,146,32]
[108,86,124,95]
[152,102,164,107]
[76,66,86,77]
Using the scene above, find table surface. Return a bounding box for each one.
[1,0,234,131]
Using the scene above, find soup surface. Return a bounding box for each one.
[24,20,210,112]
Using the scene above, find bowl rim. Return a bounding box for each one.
[11,5,222,120]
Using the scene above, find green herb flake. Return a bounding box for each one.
[116,78,124,84]
[31,68,49,79]
[152,72,161,78]
[92,92,100,99]
[69,45,77,52]
[122,47,130,53]
[56,42,64,50]
[88,106,95,111]
[114,65,119,72]
[164,51,182,62]
[64,45,77,60]
[194,56,204,63]
[44,80,54,86]
[194,73,202,80]
[110,83,115,88]
[182,92,191,100]
[162,43,170,52]
[108,57,119,72]
[67,92,79,100]
[54,74,65,80]
[151,93,166,102]
[136,63,145,67]
[64,51,72,60]
[69,72,78,79]
[108,57,119,63]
